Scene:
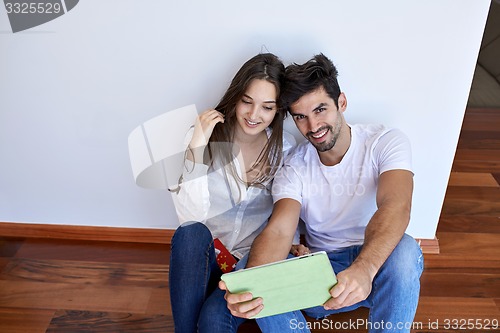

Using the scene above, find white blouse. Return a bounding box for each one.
[173,127,296,259]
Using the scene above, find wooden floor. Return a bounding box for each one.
[0,108,499,332]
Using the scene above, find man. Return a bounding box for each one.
[220,54,423,332]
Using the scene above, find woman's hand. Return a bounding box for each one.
[290,244,311,257]
[189,109,225,149]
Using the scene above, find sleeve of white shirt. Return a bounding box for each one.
[282,130,296,159]
[173,127,211,224]
[277,131,302,244]
[271,154,304,205]
[373,128,413,175]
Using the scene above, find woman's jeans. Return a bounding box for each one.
[168,222,309,333]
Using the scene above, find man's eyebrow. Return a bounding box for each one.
[290,102,329,116]
[242,94,276,104]
[313,102,328,111]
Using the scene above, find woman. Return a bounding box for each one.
[169,53,309,332]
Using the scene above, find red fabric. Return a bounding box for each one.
[214,238,237,273]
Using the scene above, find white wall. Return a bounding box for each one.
[0,0,490,237]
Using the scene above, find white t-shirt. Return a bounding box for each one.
[272,124,413,252]
[174,127,296,258]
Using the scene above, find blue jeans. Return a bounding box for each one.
[169,222,309,333]
[300,234,424,333]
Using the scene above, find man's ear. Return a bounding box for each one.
[338,92,347,112]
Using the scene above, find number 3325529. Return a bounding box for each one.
[443,318,499,330]
[5,2,62,14]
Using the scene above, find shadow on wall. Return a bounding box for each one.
[468,0,500,108]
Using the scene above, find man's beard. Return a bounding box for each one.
[307,112,342,152]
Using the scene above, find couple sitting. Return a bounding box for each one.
[169,52,423,333]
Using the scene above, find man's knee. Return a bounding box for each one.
[382,234,424,282]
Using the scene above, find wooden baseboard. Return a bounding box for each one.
[0,222,174,244]
[417,237,440,254]
[0,222,440,253]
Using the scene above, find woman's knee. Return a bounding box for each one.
[171,222,213,252]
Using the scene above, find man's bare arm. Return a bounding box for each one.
[246,198,302,268]
[324,169,413,309]
[354,169,413,276]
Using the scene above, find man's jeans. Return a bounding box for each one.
[259,234,423,333]
[170,222,423,333]
[168,222,309,333]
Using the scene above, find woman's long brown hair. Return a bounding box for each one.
[207,53,286,189]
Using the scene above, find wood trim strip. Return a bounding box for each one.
[417,237,440,254]
[0,222,174,244]
[0,222,440,253]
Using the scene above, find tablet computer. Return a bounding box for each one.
[221,251,336,318]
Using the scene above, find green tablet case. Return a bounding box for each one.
[221,251,337,319]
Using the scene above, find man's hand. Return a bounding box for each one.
[219,281,264,318]
[323,262,374,310]
[290,244,310,256]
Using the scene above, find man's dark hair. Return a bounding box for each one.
[280,53,341,111]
